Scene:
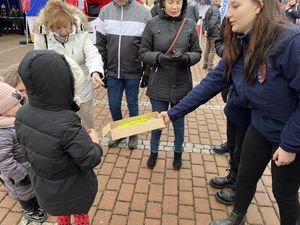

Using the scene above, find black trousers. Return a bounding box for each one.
[226,119,248,173]
[234,125,300,225]
[19,197,39,212]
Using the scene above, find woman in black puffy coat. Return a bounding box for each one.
[139,0,201,170]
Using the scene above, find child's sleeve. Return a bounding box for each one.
[61,125,102,171]
[0,131,28,184]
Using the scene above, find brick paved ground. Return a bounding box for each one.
[0,34,284,225]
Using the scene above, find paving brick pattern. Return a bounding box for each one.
[0,34,290,225]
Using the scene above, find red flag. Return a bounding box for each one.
[65,0,79,6]
[21,0,31,13]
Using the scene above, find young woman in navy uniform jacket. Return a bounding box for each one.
[161,0,300,224]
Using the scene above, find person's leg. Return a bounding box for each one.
[171,102,185,170]
[124,78,140,149]
[207,37,217,69]
[233,125,272,215]
[19,198,47,222]
[77,99,95,129]
[124,78,140,118]
[107,76,124,121]
[74,213,90,225]
[203,36,211,68]
[107,76,125,147]
[148,98,169,169]
[210,125,272,225]
[271,146,300,225]
[57,215,71,225]
[231,125,248,173]
[213,118,234,154]
[210,119,237,189]
[215,124,248,205]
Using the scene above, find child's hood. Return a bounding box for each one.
[18,50,84,111]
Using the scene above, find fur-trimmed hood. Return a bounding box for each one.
[18,50,84,111]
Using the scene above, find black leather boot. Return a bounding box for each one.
[209,170,237,189]
[173,152,182,170]
[147,152,158,169]
[213,142,229,154]
[209,211,246,225]
[215,190,236,205]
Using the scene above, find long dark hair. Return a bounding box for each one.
[223,0,286,84]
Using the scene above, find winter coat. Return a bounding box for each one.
[168,26,300,153]
[203,4,221,37]
[139,0,201,104]
[34,13,104,104]
[96,0,151,79]
[215,19,225,58]
[224,87,251,129]
[186,0,199,23]
[15,50,102,215]
[0,128,34,201]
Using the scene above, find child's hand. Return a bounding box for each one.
[87,129,100,144]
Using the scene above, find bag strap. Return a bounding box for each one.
[44,34,48,49]
[165,17,187,55]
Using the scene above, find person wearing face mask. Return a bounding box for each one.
[139,0,201,170]
[34,0,104,130]
[96,0,151,150]
[160,0,300,224]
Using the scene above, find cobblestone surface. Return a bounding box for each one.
[0,34,285,225]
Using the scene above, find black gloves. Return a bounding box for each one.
[173,54,190,66]
[140,75,149,88]
[157,53,189,66]
[19,175,31,186]
[157,53,173,65]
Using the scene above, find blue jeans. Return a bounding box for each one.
[150,98,184,153]
[107,76,140,121]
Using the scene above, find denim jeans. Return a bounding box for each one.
[107,76,140,121]
[150,98,184,153]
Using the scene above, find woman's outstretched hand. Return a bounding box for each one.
[160,111,170,124]
[272,147,296,166]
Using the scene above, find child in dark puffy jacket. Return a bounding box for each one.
[15,50,103,225]
[0,82,47,223]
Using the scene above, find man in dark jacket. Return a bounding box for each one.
[96,0,151,149]
[202,0,221,70]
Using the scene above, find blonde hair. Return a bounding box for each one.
[1,70,21,88]
[35,0,89,34]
